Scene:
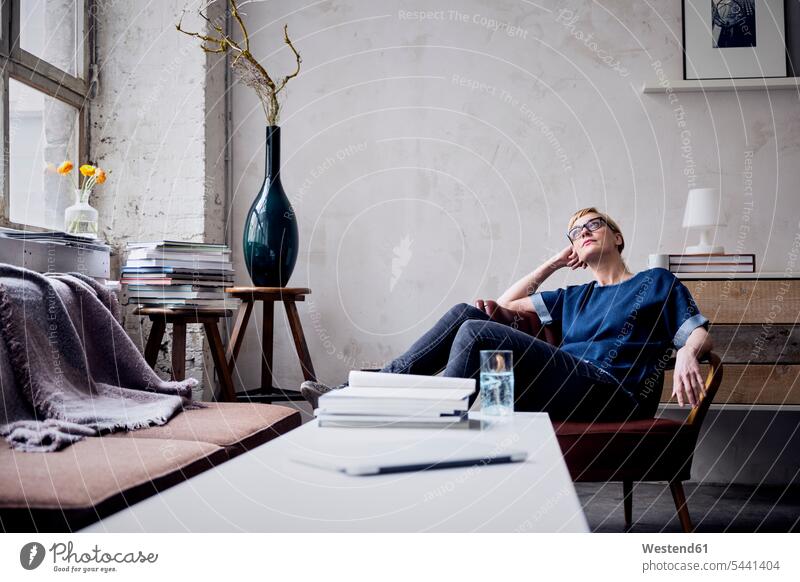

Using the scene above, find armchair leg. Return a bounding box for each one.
[623,480,633,530]
[669,480,694,533]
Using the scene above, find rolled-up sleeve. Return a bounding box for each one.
[664,279,710,348]
[530,288,565,327]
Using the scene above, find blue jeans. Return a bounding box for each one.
[368,302,643,422]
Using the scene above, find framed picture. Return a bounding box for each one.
[683,0,787,79]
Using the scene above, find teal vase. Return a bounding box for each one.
[242,125,299,287]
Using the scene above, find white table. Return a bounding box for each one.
[82,412,589,532]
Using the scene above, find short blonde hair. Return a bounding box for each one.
[567,207,625,255]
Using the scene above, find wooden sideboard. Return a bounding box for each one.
[661,274,800,406]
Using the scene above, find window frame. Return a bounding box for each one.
[0,0,95,231]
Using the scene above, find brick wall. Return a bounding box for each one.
[90,0,227,398]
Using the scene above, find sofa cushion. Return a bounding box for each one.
[552,418,698,482]
[0,437,225,532]
[105,402,301,456]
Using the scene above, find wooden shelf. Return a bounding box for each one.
[660,403,800,412]
[642,77,799,93]
[675,271,791,279]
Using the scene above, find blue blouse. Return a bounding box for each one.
[529,267,709,415]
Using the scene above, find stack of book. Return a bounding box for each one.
[315,371,476,428]
[121,241,236,310]
[668,253,755,274]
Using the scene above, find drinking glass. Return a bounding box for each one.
[479,350,514,416]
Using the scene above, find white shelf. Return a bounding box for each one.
[642,77,799,93]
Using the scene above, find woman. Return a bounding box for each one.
[301,207,713,422]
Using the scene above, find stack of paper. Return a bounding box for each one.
[0,227,111,252]
[121,241,236,310]
[316,371,476,428]
[668,252,756,273]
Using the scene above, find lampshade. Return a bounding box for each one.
[682,188,727,228]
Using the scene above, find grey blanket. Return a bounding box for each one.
[0,264,202,452]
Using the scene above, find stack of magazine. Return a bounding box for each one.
[315,371,475,428]
[121,241,236,310]
[0,227,110,252]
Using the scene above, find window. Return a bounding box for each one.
[1,0,93,231]
[19,0,86,78]
[9,78,80,227]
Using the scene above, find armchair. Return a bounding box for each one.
[540,324,724,532]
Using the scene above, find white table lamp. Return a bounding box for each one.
[682,187,727,254]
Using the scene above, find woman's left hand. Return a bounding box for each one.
[672,347,706,407]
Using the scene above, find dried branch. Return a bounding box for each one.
[197,9,225,37]
[176,0,302,125]
[275,24,302,95]
[176,9,239,54]
[229,0,251,53]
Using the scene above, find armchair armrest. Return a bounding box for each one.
[685,351,723,428]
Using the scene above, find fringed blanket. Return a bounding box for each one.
[0,264,202,452]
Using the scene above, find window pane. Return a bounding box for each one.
[19,0,85,78]
[9,78,80,230]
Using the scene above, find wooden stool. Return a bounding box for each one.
[136,307,236,402]
[225,287,316,403]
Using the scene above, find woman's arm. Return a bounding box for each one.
[672,326,714,407]
[497,264,557,311]
[496,245,586,310]
[683,325,713,359]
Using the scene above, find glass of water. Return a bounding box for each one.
[479,350,514,416]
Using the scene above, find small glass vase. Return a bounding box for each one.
[64,191,99,239]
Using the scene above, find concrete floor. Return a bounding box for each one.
[577,482,800,533]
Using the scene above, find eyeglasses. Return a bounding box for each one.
[567,216,608,242]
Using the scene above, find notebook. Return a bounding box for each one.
[292,439,527,476]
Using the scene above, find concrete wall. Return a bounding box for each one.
[229,0,800,394]
[90,0,227,397]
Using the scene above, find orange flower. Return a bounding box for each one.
[57,161,74,175]
[95,168,107,184]
[79,164,96,177]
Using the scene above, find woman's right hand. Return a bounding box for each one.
[548,244,587,271]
